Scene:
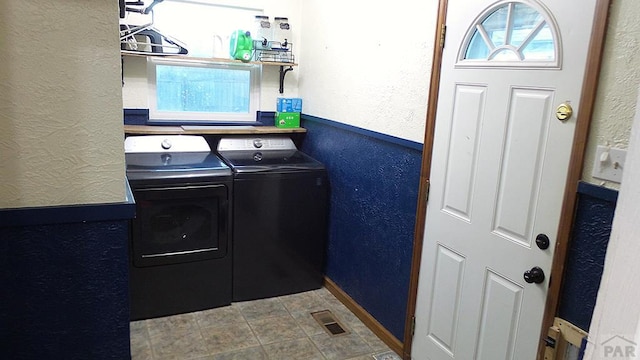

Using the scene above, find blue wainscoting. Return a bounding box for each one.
[300,114,422,341]
[1,195,135,359]
[558,181,618,331]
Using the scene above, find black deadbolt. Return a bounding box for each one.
[524,266,545,284]
[536,234,550,250]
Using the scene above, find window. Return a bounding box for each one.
[148,58,260,122]
[458,1,560,68]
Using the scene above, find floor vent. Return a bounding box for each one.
[311,310,349,337]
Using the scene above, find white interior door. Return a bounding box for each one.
[412,0,597,359]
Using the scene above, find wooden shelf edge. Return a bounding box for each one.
[124,124,306,135]
[121,52,298,67]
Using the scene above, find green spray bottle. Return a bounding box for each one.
[230,30,254,62]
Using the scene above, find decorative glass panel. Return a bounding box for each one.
[462,1,558,65]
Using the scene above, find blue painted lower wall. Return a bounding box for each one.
[298,113,616,341]
[558,181,618,332]
[1,200,135,360]
[300,114,422,341]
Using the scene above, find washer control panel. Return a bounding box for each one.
[218,137,297,151]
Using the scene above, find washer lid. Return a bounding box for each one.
[126,152,231,180]
[125,135,231,180]
[218,149,324,173]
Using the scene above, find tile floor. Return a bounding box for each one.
[130,287,402,360]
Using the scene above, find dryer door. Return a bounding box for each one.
[131,183,229,267]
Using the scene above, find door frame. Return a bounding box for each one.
[403,0,613,358]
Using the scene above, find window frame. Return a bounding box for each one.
[147,57,261,123]
[456,0,562,70]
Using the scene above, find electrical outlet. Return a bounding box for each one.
[592,145,626,183]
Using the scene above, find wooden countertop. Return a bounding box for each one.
[124,125,306,135]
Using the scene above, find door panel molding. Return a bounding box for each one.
[442,84,486,222]
[475,269,524,360]
[426,244,466,355]
[403,1,612,359]
[493,87,554,246]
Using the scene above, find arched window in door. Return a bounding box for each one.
[457,0,561,68]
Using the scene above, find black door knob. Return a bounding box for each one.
[536,234,550,250]
[524,266,545,284]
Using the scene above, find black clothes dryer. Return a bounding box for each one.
[126,135,232,320]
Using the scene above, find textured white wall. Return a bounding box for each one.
[582,0,639,189]
[583,86,640,360]
[298,1,438,143]
[124,0,637,172]
[121,0,302,111]
[0,1,125,208]
[123,0,436,139]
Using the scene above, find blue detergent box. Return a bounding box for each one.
[277,98,303,113]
